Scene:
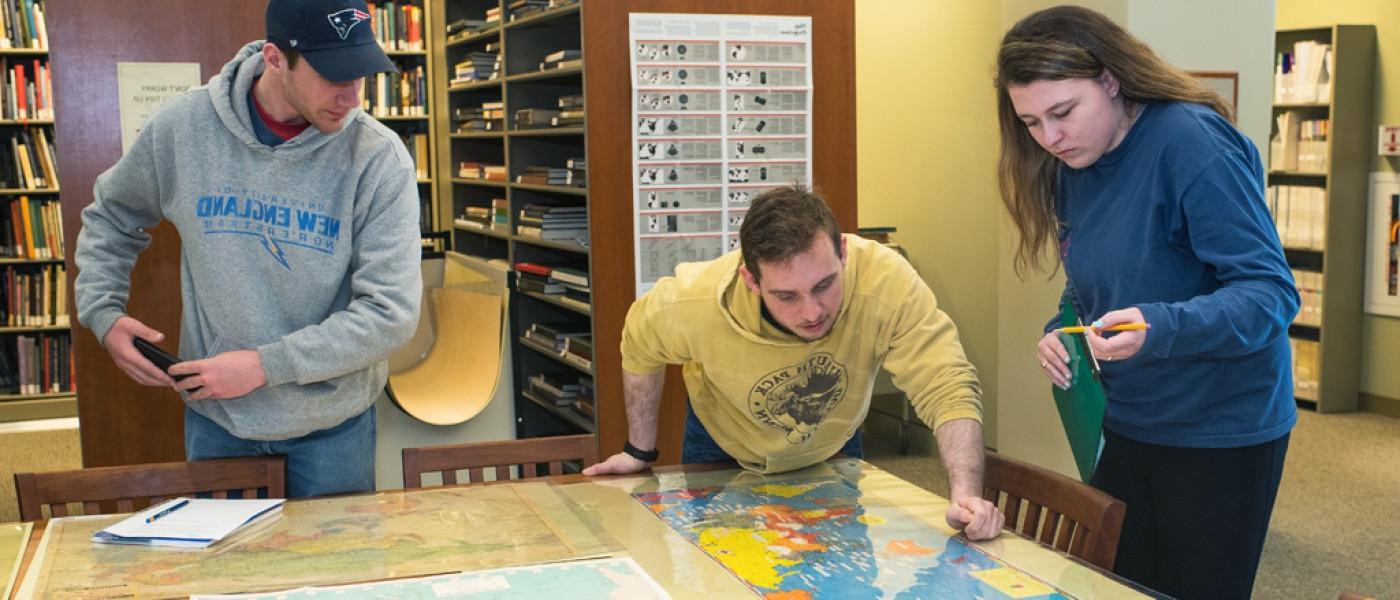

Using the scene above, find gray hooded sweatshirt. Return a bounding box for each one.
[74,42,422,440]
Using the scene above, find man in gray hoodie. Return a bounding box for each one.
[73,0,422,498]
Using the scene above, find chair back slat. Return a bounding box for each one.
[212,490,228,499]
[402,435,600,489]
[982,452,1126,571]
[14,456,288,522]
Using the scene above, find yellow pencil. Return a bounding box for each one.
[1056,322,1149,334]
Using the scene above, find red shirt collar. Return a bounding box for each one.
[250,79,311,141]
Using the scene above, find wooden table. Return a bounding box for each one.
[8,459,1159,598]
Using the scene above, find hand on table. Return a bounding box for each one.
[947,493,1004,541]
[582,452,651,476]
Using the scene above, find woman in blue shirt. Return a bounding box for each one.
[994,6,1298,599]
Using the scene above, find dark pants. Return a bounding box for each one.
[1092,427,1289,600]
[681,403,863,464]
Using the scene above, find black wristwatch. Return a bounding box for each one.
[623,440,659,463]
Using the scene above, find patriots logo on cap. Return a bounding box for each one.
[327,8,371,40]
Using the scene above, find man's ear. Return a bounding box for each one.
[739,263,761,295]
[262,43,284,72]
[839,234,848,264]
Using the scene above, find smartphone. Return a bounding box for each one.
[132,338,198,390]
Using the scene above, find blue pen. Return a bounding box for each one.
[145,498,190,523]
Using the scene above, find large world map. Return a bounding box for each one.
[633,475,1071,599]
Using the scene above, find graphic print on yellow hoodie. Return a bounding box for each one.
[621,234,982,473]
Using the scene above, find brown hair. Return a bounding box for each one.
[739,184,841,281]
[994,5,1232,277]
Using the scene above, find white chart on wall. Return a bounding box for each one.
[629,13,813,297]
[1365,172,1400,317]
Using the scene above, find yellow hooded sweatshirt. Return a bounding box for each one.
[621,234,982,473]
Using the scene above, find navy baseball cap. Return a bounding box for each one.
[266,0,398,82]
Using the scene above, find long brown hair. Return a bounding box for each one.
[994,6,1232,277]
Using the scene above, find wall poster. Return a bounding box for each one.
[629,14,813,297]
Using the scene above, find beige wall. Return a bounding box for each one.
[856,1,1004,447]
[860,1,1282,477]
[1278,0,1400,403]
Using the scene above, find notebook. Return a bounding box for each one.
[91,497,285,549]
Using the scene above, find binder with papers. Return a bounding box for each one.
[91,497,285,549]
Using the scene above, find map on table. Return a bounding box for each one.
[21,483,611,599]
[192,557,670,600]
[633,475,1071,599]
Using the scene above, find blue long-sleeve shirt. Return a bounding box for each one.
[1055,101,1298,448]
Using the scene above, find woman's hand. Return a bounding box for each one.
[1037,331,1072,389]
[1084,307,1149,362]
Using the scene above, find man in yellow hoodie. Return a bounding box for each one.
[583,185,1004,540]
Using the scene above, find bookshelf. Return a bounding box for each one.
[365,1,441,253]
[426,0,856,465]
[1267,25,1375,413]
[0,0,75,423]
[434,0,595,438]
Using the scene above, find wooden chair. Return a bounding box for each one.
[402,434,598,488]
[14,456,286,521]
[982,451,1126,571]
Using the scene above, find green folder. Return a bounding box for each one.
[1051,296,1107,483]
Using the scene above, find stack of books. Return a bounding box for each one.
[540,49,582,71]
[1274,40,1331,104]
[562,335,593,370]
[515,262,565,294]
[453,101,505,132]
[549,267,590,310]
[457,162,507,182]
[444,17,491,40]
[452,51,500,84]
[516,166,576,187]
[516,204,586,241]
[553,95,584,127]
[529,373,581,406]
[509,0,550,21]
[524,323,589,354]
[574,375,595,417]
[514,107,559,129]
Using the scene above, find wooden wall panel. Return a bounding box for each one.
[583,1,856,464]
[49,0,265,467]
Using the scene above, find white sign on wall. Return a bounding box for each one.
[117,62,201,154]
[1365,172,1400,317]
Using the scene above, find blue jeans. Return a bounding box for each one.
[185,405,376,498]
[682,403,863,464]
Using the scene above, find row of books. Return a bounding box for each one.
[453,49,500,85]
[397,132,429,180]
[515,94,584,129]
[0,127,56,190]
[1292,269,1323,328]
[1,195,61,259]
[539,48,581,72]
[0,58,52,121]
[0,0,46,51]
[1290,337,1319,402]
[522,322,592,370]
[362,66,428,118]
[1269,112,1328,173]
[0,262,64,327]
[366,1,424,52]
[456,198,509,232]
[458,161,506,181]
[1,332,71,395]
[454,101,504,132]
[1267,185,1326,251]
[1274,40,1331,104]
